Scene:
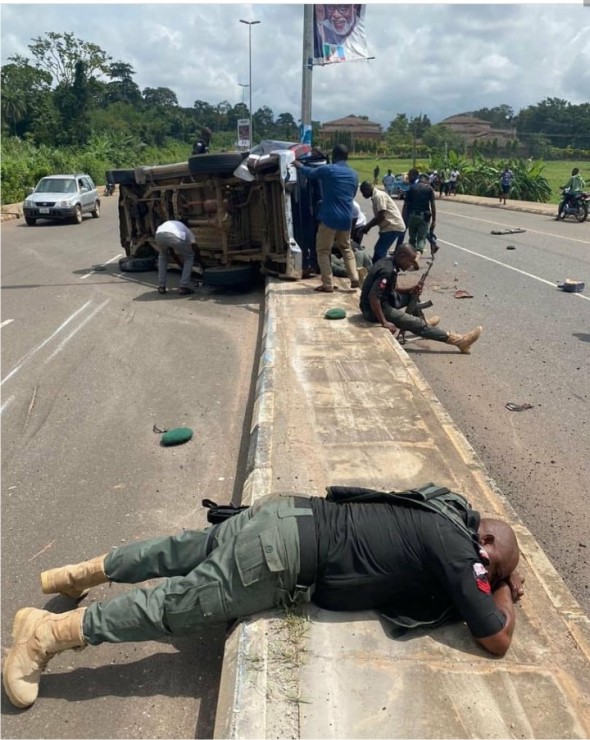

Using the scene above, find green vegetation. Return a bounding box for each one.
[1,31,588,206]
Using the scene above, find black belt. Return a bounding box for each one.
[293,497,318,587]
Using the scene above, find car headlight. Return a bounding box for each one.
[24,199,34,207]
[55,199,70,207]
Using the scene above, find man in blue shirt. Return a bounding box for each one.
[294,145,359,292]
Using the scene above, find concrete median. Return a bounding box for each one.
[214,277,590,739]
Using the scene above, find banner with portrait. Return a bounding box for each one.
[237,119,251,149]
[313,4,369,66]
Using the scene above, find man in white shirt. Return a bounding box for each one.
[359,181,406,263]
[351,199,367,245]
[154,220,199,295]
[382,169,395,196]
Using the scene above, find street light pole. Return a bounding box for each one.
[239,19,260,147]
[238,82,249,105]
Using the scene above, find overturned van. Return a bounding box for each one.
[108,141,324,286]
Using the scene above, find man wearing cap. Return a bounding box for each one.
[3,488,523,709]
[359,244,482,353]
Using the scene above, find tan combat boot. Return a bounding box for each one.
[3,607,87,708]
[426,315,440,327]
[41,555,107,599]
[357,266,368,289]
[446,326,483,354]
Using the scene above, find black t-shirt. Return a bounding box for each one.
[359,256,399,318]
[309,498,506,639]
[405,182,434,215]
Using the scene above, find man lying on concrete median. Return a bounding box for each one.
[360,244,483,353]
[3,487,524,709]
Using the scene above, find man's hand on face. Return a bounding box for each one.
[505,570,525,602]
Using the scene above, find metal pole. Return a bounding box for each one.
[300,5,313,145]
[240,19,260,147]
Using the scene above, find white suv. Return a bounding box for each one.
[23,174,100,226]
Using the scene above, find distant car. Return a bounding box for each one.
[392,173,410,199]
[23,174,100,226]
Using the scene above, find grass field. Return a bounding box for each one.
[348,157,584,204]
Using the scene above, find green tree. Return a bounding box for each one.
[1,59,52,138]
[103,61,141,106]
[53,59,91,145]
[27,31,111,86]
[253,105,275,139]
[142,87,179,108]
[275,112,298,140]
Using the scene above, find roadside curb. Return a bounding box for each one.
[213,279,279,739]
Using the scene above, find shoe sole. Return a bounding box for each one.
[3,607,42,708]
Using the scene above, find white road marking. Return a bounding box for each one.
[1,319,15,328]
[80,254,122,279]
[1,395,15,414]
[46,299,110,361]
[442,239,590,302]
[1,301,93,387]
[446,210,590,244]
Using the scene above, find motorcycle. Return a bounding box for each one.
[557,187,588,222]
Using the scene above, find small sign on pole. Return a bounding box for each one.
[237,119,251,149]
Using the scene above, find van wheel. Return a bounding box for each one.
[119,256,157,272]
[91,201,100,218]
[72,205,83,224]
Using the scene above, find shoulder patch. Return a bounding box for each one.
[473,562,491,594]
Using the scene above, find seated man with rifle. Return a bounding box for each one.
[3,484,523,709]
[359,244,482,353]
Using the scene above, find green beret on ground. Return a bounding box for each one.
[324,307,347,320]
[160,427,193,446]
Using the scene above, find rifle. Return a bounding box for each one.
[398,248,435,346]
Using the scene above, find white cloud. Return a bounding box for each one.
[1,3,588,126]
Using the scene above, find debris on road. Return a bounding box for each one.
[505,402,534,412]
[506,245,516,250]
[153,424,194,446]
[491,228,526,235]
[454,289,473,299]
[557,279,585,293]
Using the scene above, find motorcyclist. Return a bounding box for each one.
[560,167,586,210]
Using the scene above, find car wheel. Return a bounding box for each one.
[91,200,101,218]
[119,256,157,272]
[202,264,257,287]
[72,205,83,224]
[25,216,36,226]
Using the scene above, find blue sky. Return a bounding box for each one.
[2,3,589,126]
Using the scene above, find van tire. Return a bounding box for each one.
[119,256,157,272]
[188,153,246,176]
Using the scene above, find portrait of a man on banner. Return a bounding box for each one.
[313,4,368,65]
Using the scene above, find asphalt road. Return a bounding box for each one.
[1,200,263,738]
[396,199,590,616]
